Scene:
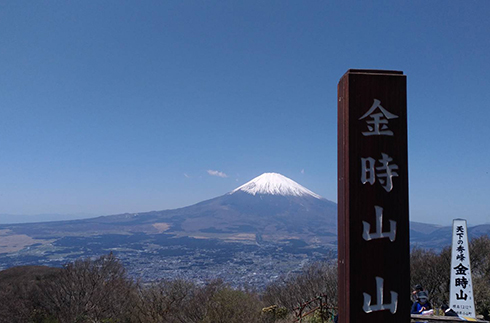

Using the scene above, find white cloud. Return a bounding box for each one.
[301,169,305,174]
[184,173,190,178]
[207,170,228,178]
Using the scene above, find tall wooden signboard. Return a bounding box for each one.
[338,70,410,323]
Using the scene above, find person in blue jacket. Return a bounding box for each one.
[411,291,432,314]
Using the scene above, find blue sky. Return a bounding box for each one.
[0,1,489,225]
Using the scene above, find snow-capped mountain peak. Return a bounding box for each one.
[230,173,322,199]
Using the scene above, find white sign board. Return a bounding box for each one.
[449,219,475,317]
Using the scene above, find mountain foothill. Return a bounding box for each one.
[0,173,488,287]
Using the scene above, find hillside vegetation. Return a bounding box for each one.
[0,236,489,322]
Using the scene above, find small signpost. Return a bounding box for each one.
[337,69,410,323]
[449,219,476,318]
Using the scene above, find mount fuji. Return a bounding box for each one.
[230,172,323,199]
[1,173,489,285]
[0,173,338,285]
[172,172,339,245]
[0,173,338,251]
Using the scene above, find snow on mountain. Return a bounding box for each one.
[230,173,323,199]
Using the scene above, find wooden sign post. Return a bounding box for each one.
[337,70,410,323]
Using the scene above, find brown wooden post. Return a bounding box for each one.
[337,69,410,323]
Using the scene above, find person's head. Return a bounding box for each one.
[412,284,423,294]
[417,291,428,305]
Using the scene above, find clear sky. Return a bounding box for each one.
[1,1,489,225]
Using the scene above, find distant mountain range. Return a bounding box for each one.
[0,213,98,224]
[0,173,337,251]
[410,221,490,251]
[0,173,488,286]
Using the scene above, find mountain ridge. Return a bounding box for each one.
[0,172,489,287]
